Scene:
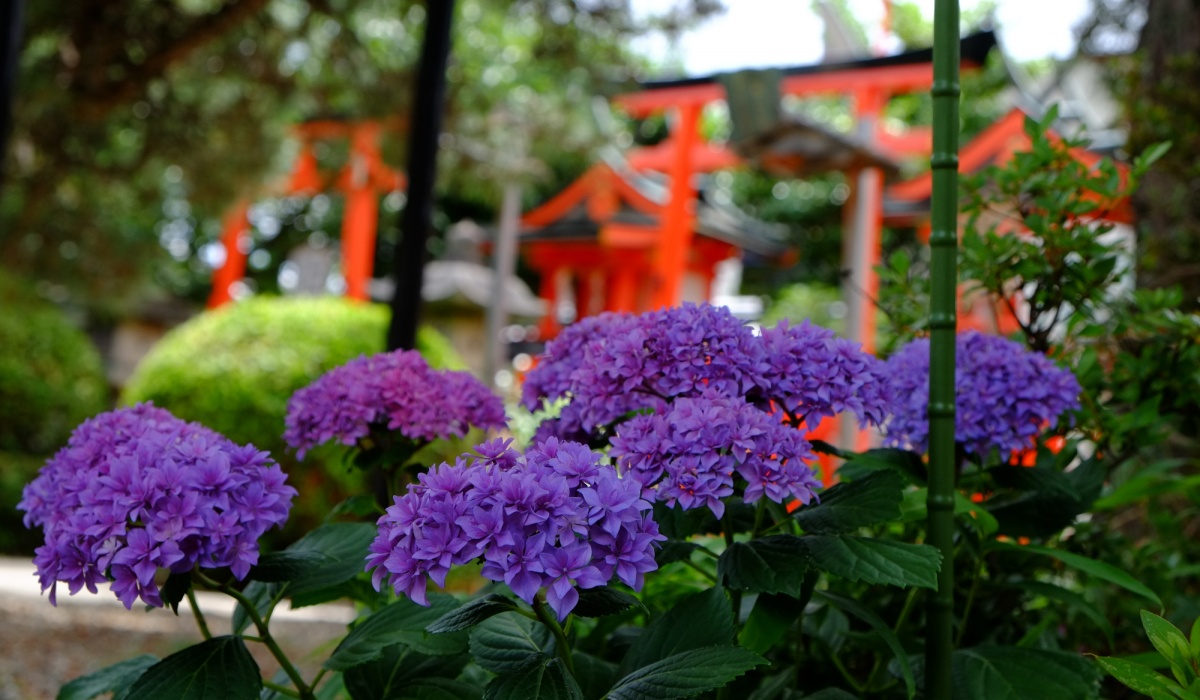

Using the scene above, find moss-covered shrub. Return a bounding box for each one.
[121,296,468,539]
[0,270,109,552]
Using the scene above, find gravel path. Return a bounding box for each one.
[0,557,355,699]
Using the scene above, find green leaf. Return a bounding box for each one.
[571,652,619,700]
[793,470,906,533]
[900,489,998,536]
[992,541,1163,610]
[804,535,941,588]
[816,590,916,699]
[605,645,767,700]
[161,571,191,615]
[484,658,583,700]
[325,594,467,671]
[57,655,158,700]
[831,447,925,485]
[123,636,261,700]
[655,540,701,565]
[739,592,804,655]
[1135,141,1173,172]
[232,580,280,636]
[343,646,472,700]
[953,645,1100,700]
[1141,611,1195,686]
[1190,617,1200,660]
[284,522,377,607]
[469,613,554,674]
[619,586,733,676]
[1094,656,1183,699]
[572,587,646,618]
[427,594,520,633]
[249,550,334,583]
[717,535,810,597]
[1007,581,1114,648]
[328,494,384,520]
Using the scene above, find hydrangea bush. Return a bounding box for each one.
[20,302,1114,700]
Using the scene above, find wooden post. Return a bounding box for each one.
[207,201,252,308]
[652,102,702,309]
[387,0,455,351]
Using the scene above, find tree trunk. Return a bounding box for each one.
[1130,0,1200,307]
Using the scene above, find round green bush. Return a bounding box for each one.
[121,296,468,538]
[0,278,108,455]
[0,270,108,553]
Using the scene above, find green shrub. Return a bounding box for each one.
[0,285,108,455]
[121,296,467,539]
[0,269,109,553]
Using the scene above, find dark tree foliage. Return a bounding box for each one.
[1,0,719,311]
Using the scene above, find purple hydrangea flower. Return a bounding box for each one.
[19,404,296,609]
[526,305,889,442]
[752,320,892,429]
[367,438,664,620]
[284,349,506,458]
[881,331,1082,457]
[610,393,821,518]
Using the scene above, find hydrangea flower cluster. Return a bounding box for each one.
[523,303,891,440]
[366,438,664,620]
[610,393,820,518]
[752,320,892,429]
[284,349,506,458]
[881,331,1082,457]
[19,404,296,609]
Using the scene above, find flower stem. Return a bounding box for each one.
[195,571,315,700]
[263,679,302,698]
[533,596,576,677]
[185,588,212,641]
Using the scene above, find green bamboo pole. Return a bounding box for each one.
[926,0,960,698]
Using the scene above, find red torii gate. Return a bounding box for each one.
[610,31,997,354]
[207,119,407,308]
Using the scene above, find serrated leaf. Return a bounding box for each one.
[427,594,519,633]
[250,550,334,583]
[794,470,905,533]
[1094,656,1183,699]
[57,655,158,700]
[739,592,804,655]
[392,678,484,700]
[816,591,916,698]
[284,522,377,605]
[953,645,1100,700]
[233,580,280,636]
[343,646,471,700]
[1141,611,1195,686]
[161,571,191,615]
[484,658,583,700]
[572,587,645,618]
[619,586,733,676]
[124,636,261,700]
[469,613,554,674]
[606,645,766,700]
[992,542,1163,610]
[804,535,940,589]
[325,594,467,671]
[717,535,810,597]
